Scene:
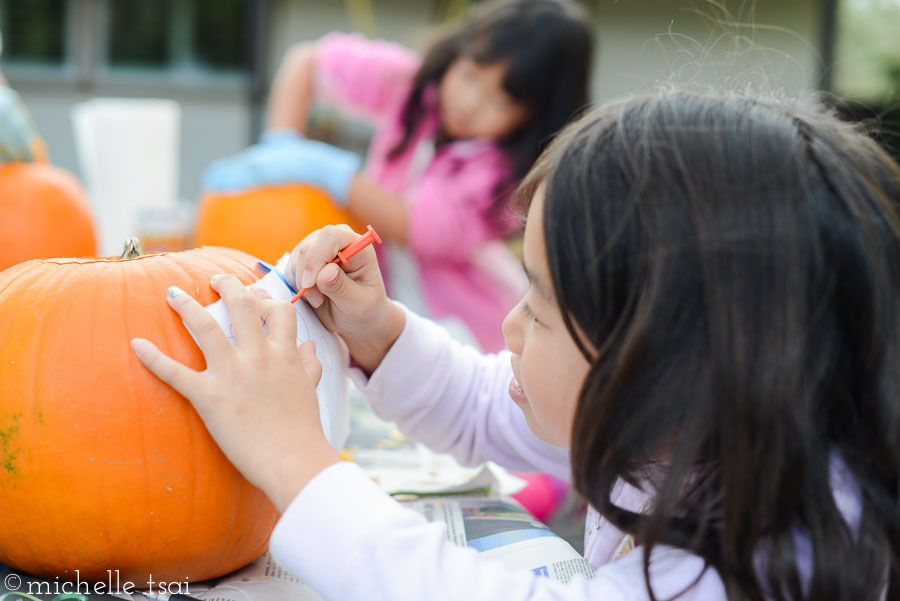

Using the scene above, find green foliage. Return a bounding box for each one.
[0,0,248,72]
[108,0,172,67]
[193,0,249,70]
[834,0,900,101]
[0,0,65,63]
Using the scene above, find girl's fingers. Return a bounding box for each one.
[289,237,326,309]
[166,286,233,369]
[131,337,203,401]
[286,228,326,291]
[211,274,267,349]
[259,299,299,348]
[299,340,322,387]
[298,225,358,290]
[249,283,271,300]
[302,287,326,309]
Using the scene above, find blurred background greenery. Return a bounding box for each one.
[1,0,249,71]
[831,0,900,159]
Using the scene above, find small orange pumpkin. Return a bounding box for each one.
[0,162,97,272]
[0,242,277,586]
[195,184,361,264]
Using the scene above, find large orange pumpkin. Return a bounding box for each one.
[195,184,361,264]
[0,162,97,272]
[0,243,278,586]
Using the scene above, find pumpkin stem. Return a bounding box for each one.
[119,237,144,260]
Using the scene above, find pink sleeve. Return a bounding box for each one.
[315,31,420,124]
[407,147,519,263]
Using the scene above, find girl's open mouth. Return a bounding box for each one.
[508,377,529,406]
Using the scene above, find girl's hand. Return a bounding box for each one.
[286,225,405,374]
[201,132,360,205]
[130,274,341,512]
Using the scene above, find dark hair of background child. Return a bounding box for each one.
[517,91,900,601]
[388,0,594,227]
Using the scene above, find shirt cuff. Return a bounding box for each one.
[347,302,460,411]
[268,461,434,599]
[347,301,430,385]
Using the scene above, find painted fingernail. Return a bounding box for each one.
[130,338,148,356]
[324,263,339,285]
[167,286,184,297]
[300,269,314,289]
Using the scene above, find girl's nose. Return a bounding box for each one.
[501,302,522,354]
[455,95,475,121]
[457,81,484,118]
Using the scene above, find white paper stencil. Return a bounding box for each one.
[191,268,349,451]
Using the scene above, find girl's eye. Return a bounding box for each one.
[521,302,540,324]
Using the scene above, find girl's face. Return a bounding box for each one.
[502,186,591,448]
[439,56,529,140]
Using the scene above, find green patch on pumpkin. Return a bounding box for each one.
[0,412,23,475]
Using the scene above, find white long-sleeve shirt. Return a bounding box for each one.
[268,305,728,600]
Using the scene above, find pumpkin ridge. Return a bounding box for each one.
[38,246,253,267]
[160,249,202,571]
[212,464,244,575]
[30,285,58,560]
[27,259,68,432]
[42,252,176,266]
[181,376,206,577]
[120,259,155,554]
[168,249,216,304]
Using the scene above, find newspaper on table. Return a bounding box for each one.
[405,495,594,583]
[124,495,593,601]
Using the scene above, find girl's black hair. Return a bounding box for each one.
[389,0,593,227]
[517,92,900,600]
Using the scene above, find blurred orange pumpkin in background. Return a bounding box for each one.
[195,184,361,264]
[0,243,277,586]
[0,162,97,272]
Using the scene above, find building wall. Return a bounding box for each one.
[267,0,826,103]
[21,89,250,204]
[10,0,825,206]
[590,0,825,101]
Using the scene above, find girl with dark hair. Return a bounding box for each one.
[135,90,900,600]
[203,0,594,352]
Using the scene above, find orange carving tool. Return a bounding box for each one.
[290,225,382,303]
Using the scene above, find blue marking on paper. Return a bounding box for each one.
[179,261,349,450]
[256,259,296,293]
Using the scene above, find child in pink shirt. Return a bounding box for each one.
[203,0,594,352]
[138,91,898,600]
